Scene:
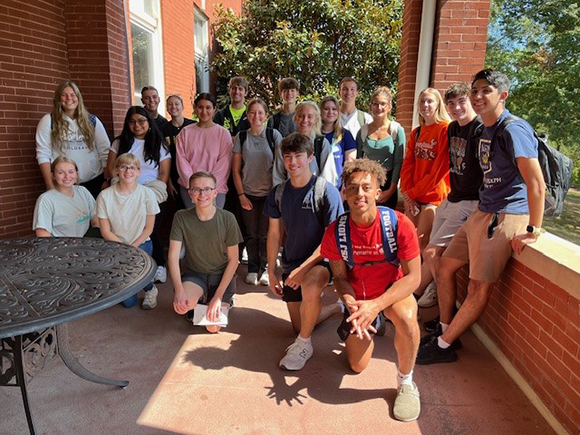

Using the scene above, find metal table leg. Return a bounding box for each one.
[55,324,129,388]
[14,335,36,435]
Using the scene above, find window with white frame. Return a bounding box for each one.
[130,0,165,110]
[194,8,210,94]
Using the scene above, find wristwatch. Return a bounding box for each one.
[526,225,544,236]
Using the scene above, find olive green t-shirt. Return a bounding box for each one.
[170,207,243,274]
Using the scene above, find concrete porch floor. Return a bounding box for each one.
[1,264,555,435]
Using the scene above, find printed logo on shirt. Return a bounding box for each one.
[449,136,468,175]
[478,138,502,188]
[223,118,232,132]
[414,139,437,161]
[352,242,384,257]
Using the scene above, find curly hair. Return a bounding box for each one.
[341,158,387,187]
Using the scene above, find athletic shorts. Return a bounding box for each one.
[182,270,236,304]
[429,199,479,247]
[337,310,382,341]
[281,261,332,303]
[442,209,528,283]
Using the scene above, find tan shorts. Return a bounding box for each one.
[443,209,528,283]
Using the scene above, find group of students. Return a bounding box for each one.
[31,69,546,423]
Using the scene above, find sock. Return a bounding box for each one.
[297,335,311,345]
[438,336,451,349]
[440,322,449,333]
[397,369,414,387]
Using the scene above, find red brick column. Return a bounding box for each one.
[65,0,131,137]
[161,0,196,118]
[396,0,490,135]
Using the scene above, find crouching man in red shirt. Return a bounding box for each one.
[321,158,422,421]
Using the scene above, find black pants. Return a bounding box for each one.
[151,201,167,267]
[241,194,268,273]
[80,173,105,199]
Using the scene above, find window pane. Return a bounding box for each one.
[131,23,153,103]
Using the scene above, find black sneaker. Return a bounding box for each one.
[416,335,458,365]
[424,316,440,333]
[419,329,463,351]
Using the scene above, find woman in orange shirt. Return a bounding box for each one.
[400,88,451,251]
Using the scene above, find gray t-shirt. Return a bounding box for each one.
[33,185,95,237]
[233,129,282,197]
[96,184,160,245]
[170,207,243,274]
[267,111,296,138]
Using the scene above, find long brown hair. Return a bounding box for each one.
[50,81,95,151]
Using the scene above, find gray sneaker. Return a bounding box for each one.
[142,285,158,310]
[417,282,437,308]
[279,339,313,371]
[393,382,421,422]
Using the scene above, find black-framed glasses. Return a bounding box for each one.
[187,187,216,196]
[128,119,148,126]
[118,165,138,172]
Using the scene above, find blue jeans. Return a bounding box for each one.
[122,240,154,308]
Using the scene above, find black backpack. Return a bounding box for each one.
[494,115,573,217]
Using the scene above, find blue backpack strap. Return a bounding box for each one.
[377,206,399,267]
[335,212,353,267]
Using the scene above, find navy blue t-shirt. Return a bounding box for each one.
[477,109,538,214]
[263,175,344,272]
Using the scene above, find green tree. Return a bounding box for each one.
[211,0,403,109]
[486,0,580,181]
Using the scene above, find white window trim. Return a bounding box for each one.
[194,7,210,94]
[130,0,166,114]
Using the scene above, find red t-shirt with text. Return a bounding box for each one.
[321,210,420,300]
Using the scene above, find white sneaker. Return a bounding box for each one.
[279,338,313,370]
[154,266,167,283]
[418,282,438,308]
[142,285,158,310]
[245,272,258,285]
[241,248,248,265]
[259,271,269,286]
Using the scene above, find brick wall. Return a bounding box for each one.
[396,0,490,134]
[0,0,70,238]
[161,0,196,118]
[430,1,490,93]
[65,0,131,137]
[456,248,580,434]
[0,0,130,239]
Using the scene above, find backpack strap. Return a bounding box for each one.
[312,176,327,228]
[314,136,324,173]
[334,206,399,270]
[239,130,248,149]
[414,125,421,143]
[357,110,366,128]
[265,127,275,155]
[273,112,282,131]
[274,180,287,217]
[389,120,399,143]
[357,124,368,159]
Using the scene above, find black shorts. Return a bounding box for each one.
[182,271,236,304]
[337,310,382,341]
[281,261,332,303]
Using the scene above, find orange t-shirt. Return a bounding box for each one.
[400,122,450,205]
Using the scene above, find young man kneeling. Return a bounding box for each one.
[169,171,243,333]
[321,159,422,422]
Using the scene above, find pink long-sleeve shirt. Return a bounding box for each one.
[176,123,233,193]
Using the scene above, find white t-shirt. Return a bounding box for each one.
[341,109,372,139]
[33,185,95,237]
[96,184,160,245]
[111,138,170,184]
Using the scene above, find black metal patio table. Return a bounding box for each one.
[0,237,156,435]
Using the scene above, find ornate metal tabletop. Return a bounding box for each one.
[0,237,156,339]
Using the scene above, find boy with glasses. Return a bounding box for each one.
[168,171,242,333]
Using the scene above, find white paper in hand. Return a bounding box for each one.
[192,304,229,327]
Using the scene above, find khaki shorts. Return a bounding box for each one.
[429,199,479,247]
[443,209,528,283]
